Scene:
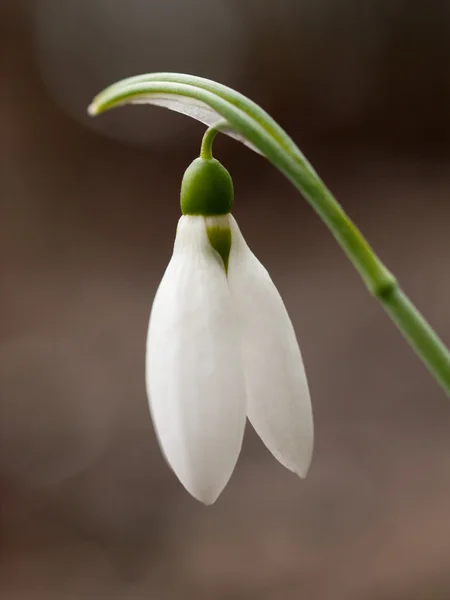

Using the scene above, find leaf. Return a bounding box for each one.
[88,72,313,175]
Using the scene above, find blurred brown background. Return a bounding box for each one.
[2,1,450,598]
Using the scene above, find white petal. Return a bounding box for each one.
[146,216,246,504]
[227,216,313,477]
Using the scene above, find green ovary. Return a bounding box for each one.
[180,157,234,216]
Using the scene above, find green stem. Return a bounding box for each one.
[285,162,450,395]
[88,75,450,395]
[382,288,450,391]
[200,120,229,159]
[200,127,219,160]
[206,125,450,394]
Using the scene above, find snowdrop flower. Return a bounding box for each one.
[146,156,313,504]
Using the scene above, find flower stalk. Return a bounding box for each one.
[89,73,450,395]
[200,120,227,160]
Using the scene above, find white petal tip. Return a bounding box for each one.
[188,486,222,506]
[294,465,311,479]
[273,441,313,480]
[282,458,312,480]
[199,496,219,507]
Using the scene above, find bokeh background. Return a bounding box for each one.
[2,1,450,598]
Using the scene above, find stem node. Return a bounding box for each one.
[370,276,399,301]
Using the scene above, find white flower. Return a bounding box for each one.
[146,213,313,504]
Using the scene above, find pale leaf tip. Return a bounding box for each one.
[87,101,99,117]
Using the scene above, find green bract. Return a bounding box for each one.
[181,158,233,216]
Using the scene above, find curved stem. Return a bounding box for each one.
[277,153,450,394]
[200,121,230,159]
[200,127,219,160]
[88,74,450,395]
[289,165,450,393]
[206,126,450,394]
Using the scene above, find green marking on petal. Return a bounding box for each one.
[206,221,232,274]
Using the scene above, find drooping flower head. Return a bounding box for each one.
[146,151,313,504]
[89,72,450,417]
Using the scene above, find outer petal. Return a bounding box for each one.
[227,216,313,477]
[146,216,246,504]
